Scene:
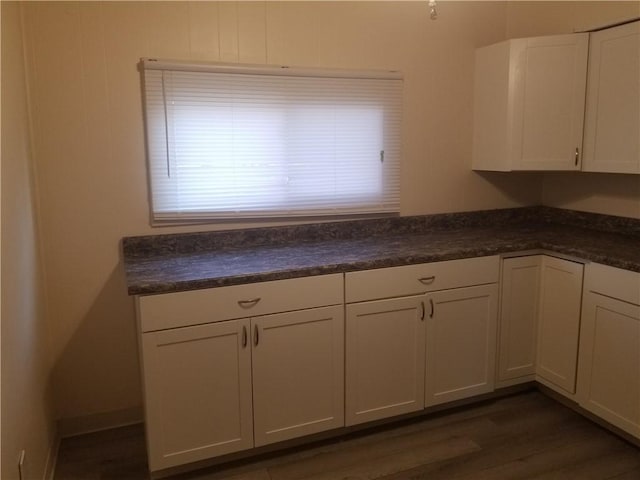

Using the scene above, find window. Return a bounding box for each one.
[142,59,402,221]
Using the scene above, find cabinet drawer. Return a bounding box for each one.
[345,256,499,303]
[585,263,640,305]
[138,273,344,332]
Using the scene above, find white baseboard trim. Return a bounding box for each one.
[57,406,144,439]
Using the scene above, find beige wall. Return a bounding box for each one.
[507,0,640,38]
[507,1,640,219]
[21,1,546,424]
[17,0,639,429]
[1,2,57,478]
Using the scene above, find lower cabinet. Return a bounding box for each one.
[498,255,584,397]
[497,255,541,383]
[577,264,640,438]
[140,299,344,472]
[345,296,426,426]
[139,256,639,473]
[252,306,345,446]
[535,256,584,395]
[425,284,498,407]
[345,256,500,420]
[141,319,253,471]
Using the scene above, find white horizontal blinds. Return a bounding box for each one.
[142,62,402,220]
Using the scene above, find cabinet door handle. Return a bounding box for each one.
[420,301,425,321]
[429,298,434,318]
[575,147,580,166]
[242,325,248,348]
[418,276,436,285]
[254,325,259,346]
[238,297,261,309]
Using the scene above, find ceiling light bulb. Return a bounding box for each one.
[429,0,438,20]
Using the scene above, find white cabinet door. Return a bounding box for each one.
[577,291,640,438]
[251,305,344,447]
[425,284,498,407]
[141,319,253,471]
[583,21,640,174]
[345,296,426,426]
[536,257,584,396]
[472,33,588,171]
[512,34,589,171]
[498,256,541,384]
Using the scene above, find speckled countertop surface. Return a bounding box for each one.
[123,207,640,296]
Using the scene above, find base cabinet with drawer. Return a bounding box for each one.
[136,253,639,474]
[137,274,345,472]
[344,256,500,424]
[497,255,584,397]
[577,263,640,438]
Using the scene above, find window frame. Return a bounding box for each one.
[140,58,403,224]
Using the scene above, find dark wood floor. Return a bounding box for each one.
[53,390,640,480]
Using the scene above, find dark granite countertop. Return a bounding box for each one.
[123,207,640,296]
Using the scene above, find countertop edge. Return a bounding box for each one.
[124,208,640,296]
[129,240,640,296]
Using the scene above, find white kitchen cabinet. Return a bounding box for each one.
[497,256,541,385]
[345,296,426,426]
[344,256,500,418]
[577,263,640,439]
[137,274,344,472]
[497,255,585,396]
[472,33,588,171]
[583,21,640,174]
[138,274,343,332]
[535,256,584,396]
[345,256,499,303]
[141,319,253,471]
[425,283,499,407]
[252,306,344,446]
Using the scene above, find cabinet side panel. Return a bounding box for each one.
[472,41,510,171]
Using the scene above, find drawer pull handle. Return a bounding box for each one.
[418,276,436,285]
[420,301,425,321]
[242,326,248,348]
[254,325,259,346]
[429,298,434,318]
[238,297,261,308]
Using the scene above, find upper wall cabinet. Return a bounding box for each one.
[582,21,640,174]
[472,34,589,171]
